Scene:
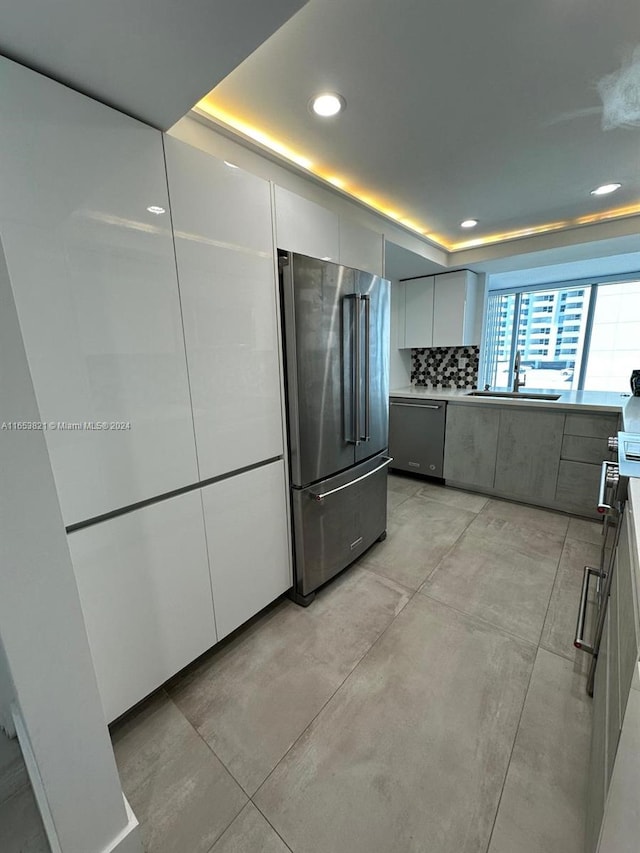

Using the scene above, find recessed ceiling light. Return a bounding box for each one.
[590,183,621,196]
[146,205,166,215]
[460,219,478,228]
[224,161,239,169]
[310,93,345,117]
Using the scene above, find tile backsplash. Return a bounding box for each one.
[411,345,479,389]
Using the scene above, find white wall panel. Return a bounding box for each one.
[0,57,198,525]
[68,492,217,723]
[202,460,291,640]
[165,137,284,479]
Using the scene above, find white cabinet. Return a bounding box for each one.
[0,57,198,526]
[274,186,339,261]
[398,270,479,349]
[68,492,217,723]
[403,276,434,348]
[339,217,384,276]
[201,460,291,640]
[432,270,478,347]
[164,138,284,480]
[273,186,384,274]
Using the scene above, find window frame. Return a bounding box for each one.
[479,271,640,392]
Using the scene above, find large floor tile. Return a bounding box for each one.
[209,803,290,853]
[387,472,423,497]
[0,734,28,806]
[487,649,592,853]
[111,694,247,853]
[567,517,604,546]
[0,784,49,853]
[415,481,489,513]
[387,489,411,514]
[168,567,410,795]
[361,496,476,589]
[255,595,536,853]
[540,536,602,668]
[421,530,559,644]
[465,499,568,561]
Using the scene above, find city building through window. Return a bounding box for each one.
[481,278,640,392]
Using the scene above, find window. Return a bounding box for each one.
[482,278,640,392]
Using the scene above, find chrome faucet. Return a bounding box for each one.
[512,350,526,392]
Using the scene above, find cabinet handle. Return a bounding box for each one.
[390,402,442,410]
[310,457,393,503]
[597,460,618,513]
[574,566,601,655]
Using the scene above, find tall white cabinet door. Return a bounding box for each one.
[433,270,478,347]
[68,492,217,723]
[0,57,198,526]
[164,138,284,480]
[201,460,291,640]
[339,218,384,275]
[274,186,340,261]
[404,276,434,348]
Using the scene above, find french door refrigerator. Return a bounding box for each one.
[279,250,391,605]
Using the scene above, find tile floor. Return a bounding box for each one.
[111,473,601,853]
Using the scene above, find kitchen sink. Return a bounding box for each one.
[466,390,562,401]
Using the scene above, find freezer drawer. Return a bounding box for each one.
[389,398,446,477]
[291,452,390,600]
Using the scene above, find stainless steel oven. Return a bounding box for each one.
[575,432,640,694]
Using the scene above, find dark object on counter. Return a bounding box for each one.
[631,370,640,396]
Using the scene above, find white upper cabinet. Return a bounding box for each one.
[0,57,198,525]
[201,460,291,640]
[398,270,478,349]
[274,186,340,261]
[339,218,384,276]
[164,138,284,480]
[403,276,435,348]
[433,270,478,347]
[68,491,217,723]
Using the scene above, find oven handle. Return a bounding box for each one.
[597,460,618,513]
[574,566,601,655]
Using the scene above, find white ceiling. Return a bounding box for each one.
[0,0,307,129]
[202,0,640,250]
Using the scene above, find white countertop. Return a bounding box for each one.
[390,385,631,413]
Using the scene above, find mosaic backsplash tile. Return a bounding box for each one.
[411,345,479,389]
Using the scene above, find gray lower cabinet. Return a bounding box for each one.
[587,502,640,852]
[443,403,499,488]
[586,610,609,853]
[493,409,564,501]
[555,460,602,516]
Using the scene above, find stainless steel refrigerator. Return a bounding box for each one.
[279,250,391,605]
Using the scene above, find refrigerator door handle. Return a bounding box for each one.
[360,294,371,442]
[309,457,393,502]
[345,294,361,445]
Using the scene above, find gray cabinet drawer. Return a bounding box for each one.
[561,434,609,464]
[555,460,601,515]
[564,412,619,439]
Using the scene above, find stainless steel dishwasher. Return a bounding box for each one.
[388,397,447,477]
